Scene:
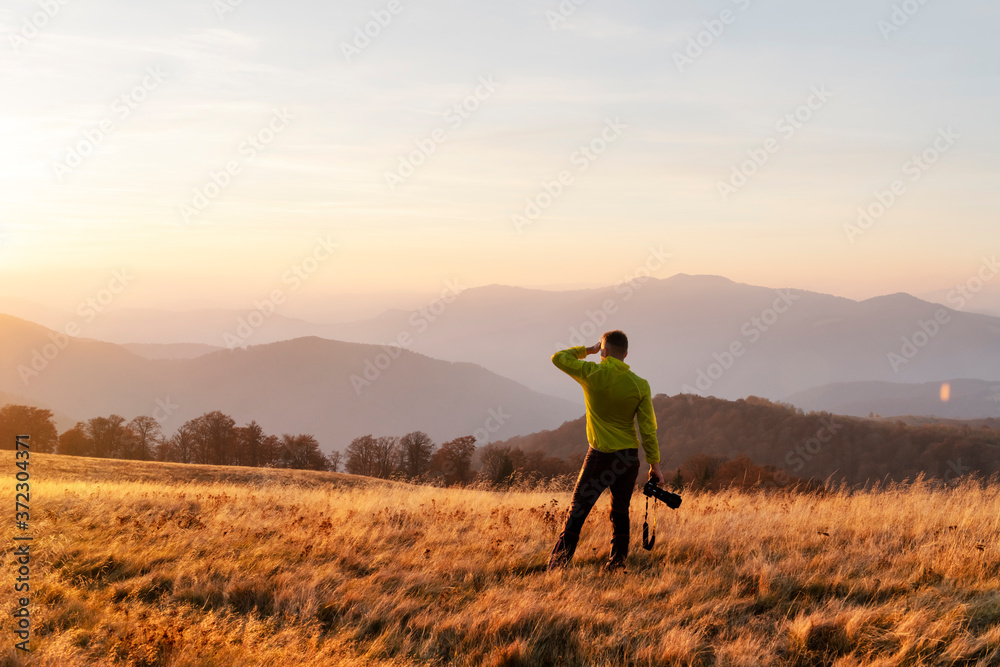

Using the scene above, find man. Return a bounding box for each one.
[548,329,662,572]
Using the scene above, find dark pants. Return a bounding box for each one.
[549,447,640,568]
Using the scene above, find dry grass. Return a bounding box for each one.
[2,454,999,666]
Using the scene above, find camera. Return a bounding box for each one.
[643,480,682,509]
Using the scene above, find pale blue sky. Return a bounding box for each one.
[1,0,997,313]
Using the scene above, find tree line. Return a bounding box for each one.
[342,432,579,487]
[0,404,582,486]
[0,404,334,471]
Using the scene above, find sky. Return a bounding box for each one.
[1,0,998,318]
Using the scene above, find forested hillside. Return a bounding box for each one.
[495,394,1000,486]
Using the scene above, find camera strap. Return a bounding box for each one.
[642,495,656,550]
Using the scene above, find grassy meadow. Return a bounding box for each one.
[2,454,999,666]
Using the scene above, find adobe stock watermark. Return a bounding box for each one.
[512,117,628,233]
[773,417,843,487]
[554,246,671,349]
[945,255,999,311]
[472,406,511,444]
[717,84,832,202]
[384,76,498,192]
[213,0,248,20]
[681,290,800,395]
[843,127,958,244]
[222,236,337,349]
[52,66,168,182]
[545,0,588,30]
[18,269,136,385]
[942,458,971,486]
[152,396,180,425]
[886,309,950,373]
[673,0,753,73]
[340,0,410,63]
[878,0,933,40]
[7,0,72,52]
[887,256,999,373]
[350,279,466,395]
[179,108,294,224]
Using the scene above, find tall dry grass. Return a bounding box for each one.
[1,453,999,666]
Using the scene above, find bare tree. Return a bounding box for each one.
[167,423,196,464]
[479,443,515,486]
[85,415,131,459]
[398,431,435,479]
[345,435,379,477]
[186,411,237,465]
[373,435,399,478]
[128,416,161,461]
[276,433,327,470]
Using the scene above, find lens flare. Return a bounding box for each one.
[940,382,951,403]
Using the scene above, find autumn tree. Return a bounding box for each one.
[85,415,132,459]
[58,422,93,457]
[163,423,196,464]
[0,405,58,453]
[479,443,515,486]
[185,411,237,465]
[345,435,379,477]
[398,431,435,479]
[235,421,266,467]
[127,416,161,461]
[275,433,328,471]
[373,436,399,479]
[430,435,477,485]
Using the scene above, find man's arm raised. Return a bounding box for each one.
[551,342,601,381]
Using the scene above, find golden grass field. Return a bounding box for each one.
[2,453,999,666]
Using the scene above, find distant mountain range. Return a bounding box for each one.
[121,343,222,360]
[784,379,1000,420]
[0,315,581,450]
[5,274,1000,422]
[323,275,1000,407]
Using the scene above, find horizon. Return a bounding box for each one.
[4,271,1000,327]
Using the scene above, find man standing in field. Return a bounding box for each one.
[548,330,662,572]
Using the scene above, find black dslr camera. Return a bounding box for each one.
[643,480,682,509]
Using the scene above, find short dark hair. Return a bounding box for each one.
[602,330,628,352]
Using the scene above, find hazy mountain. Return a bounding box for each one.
[785,379,1000,420]
[0,315,581,451]
[11,274,1000,410]
[0,297,76,331]
[492,394,1000,486]
[78,307,331,346]
[0,390,79,431]
[324,275,1000,403]
[122,343,222,360]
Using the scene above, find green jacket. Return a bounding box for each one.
[551,346,660,463]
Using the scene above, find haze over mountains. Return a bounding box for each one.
[3,274,999,448]
[785,379,1000,421]
[325,274,1000,407]
[0,315,580,450]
